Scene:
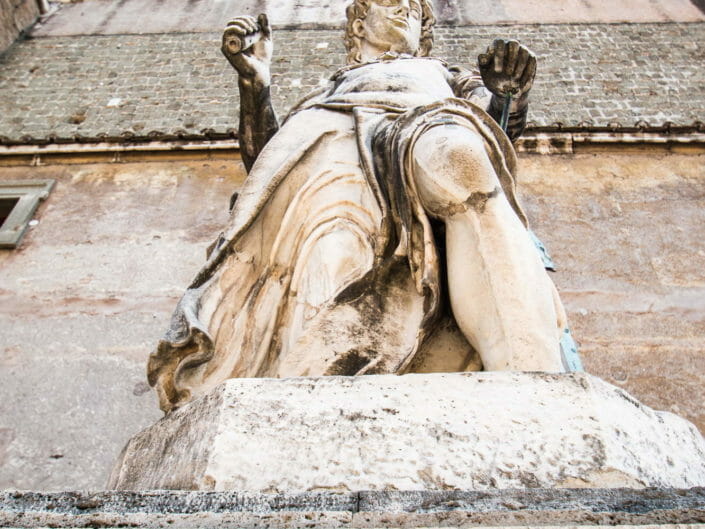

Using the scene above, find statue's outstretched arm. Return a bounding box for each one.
[222,14,279,172]
[477,39,537,141]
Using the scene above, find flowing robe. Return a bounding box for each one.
[148,56,532,413]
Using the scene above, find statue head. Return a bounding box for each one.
[344,0,436,64]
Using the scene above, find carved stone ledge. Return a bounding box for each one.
[2,488,705,528]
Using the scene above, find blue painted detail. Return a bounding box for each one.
[529,230,556,271]
[500,92,513,131]
[560,328,583,372]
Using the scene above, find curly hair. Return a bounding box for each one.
[344,0,436,64]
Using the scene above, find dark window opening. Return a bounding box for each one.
[0,198,19,229]
[0,179,54,249]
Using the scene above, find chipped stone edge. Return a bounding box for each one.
[1,488,705,528]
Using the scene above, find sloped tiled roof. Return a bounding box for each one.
[0,23,702,144]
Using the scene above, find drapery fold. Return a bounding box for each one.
[148,98,524,413]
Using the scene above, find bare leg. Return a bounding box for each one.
[411,125,564,371]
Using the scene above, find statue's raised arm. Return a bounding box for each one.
[222,14,279,172]
[478,38,537,141]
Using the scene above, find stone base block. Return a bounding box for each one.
[108,372,705,491]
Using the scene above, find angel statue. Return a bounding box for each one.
[148,0,575,413]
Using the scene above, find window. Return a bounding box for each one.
[0,198,20,227]
[0,179,55,249]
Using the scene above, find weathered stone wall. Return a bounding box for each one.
[0,0,38,54]
[519,152,705,435]
[0,158,246,491]
[1,23,703,144]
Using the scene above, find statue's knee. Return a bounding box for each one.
[411,126,500,217]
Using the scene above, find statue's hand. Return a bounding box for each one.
[478,39,536,99]
[222,14,273,84]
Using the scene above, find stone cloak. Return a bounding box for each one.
[147,62,528,413]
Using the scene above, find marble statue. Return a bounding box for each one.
[147,0,571,413]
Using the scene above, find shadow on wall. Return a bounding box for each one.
[693,0,705,13]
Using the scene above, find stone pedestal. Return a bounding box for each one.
[108,372,705,491]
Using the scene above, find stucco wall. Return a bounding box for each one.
[0,0,38,54]
[519,152,705,435]
[0,158,245,491]
[0,149,702,491]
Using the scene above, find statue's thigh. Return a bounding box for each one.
[411,124,500,218]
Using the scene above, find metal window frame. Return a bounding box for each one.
[0,179,55,249]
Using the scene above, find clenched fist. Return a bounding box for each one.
[222,13,273,83]
[478,39,536,99]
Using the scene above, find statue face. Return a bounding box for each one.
[360,0,423,56]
